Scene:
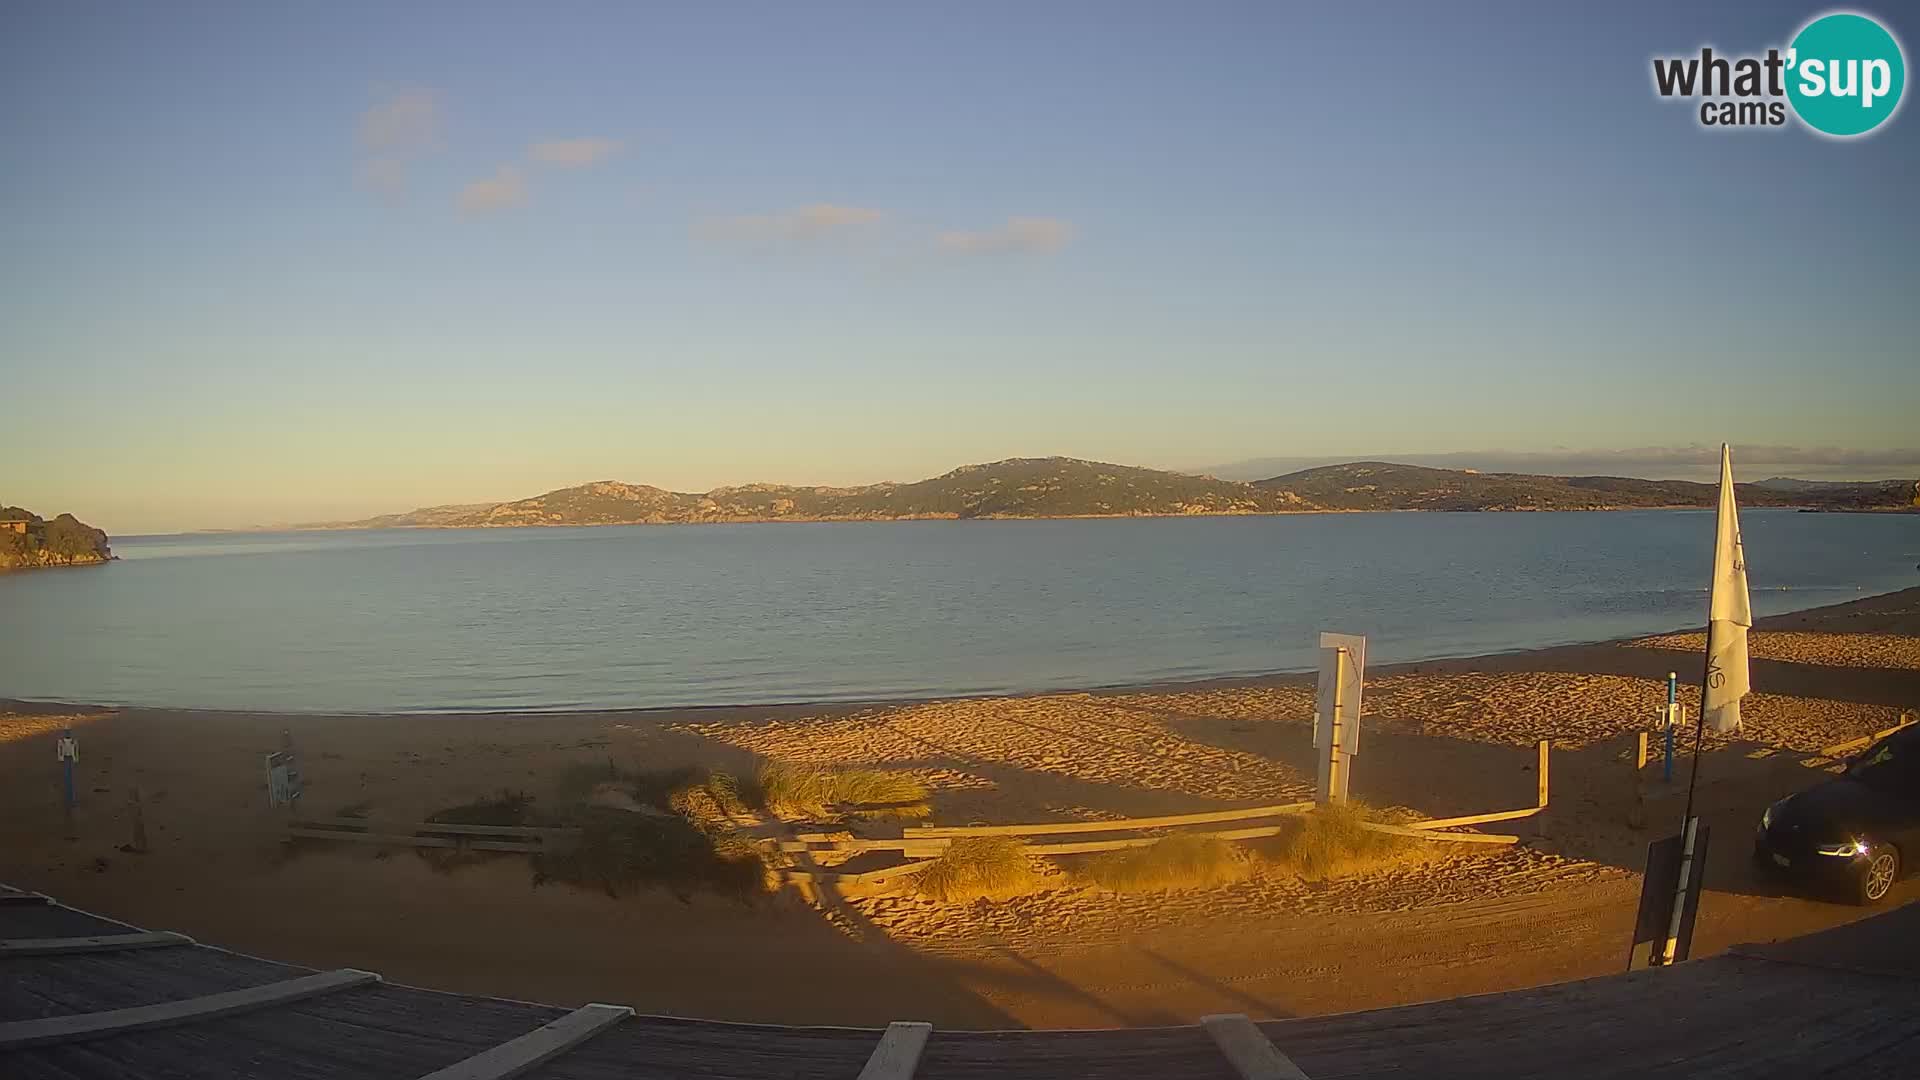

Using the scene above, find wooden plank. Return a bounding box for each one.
[414,1002,633,1080]
[847,861,937,885]
[1404,806,1542,831]
[1358,821,1518,845]
[855,1020,932,1080]
[292,818,582,839]
[1821,715,1917,759]
[0,931,193,957]
[1202,1013,1311,1080]
[763,838,953,857]
[1025,823,1292,856]
[904,802,1313,839]
[285,828,543,853]
[0,967,380,1049]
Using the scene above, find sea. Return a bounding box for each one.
[1,510,1915,714]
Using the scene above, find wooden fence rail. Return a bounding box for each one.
[902,801,1317,840]
[286,819,583,855]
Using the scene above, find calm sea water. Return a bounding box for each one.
[1,511,1915,714]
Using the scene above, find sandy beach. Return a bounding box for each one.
[3,587,1917,1029]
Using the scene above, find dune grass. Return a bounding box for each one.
[418,768,769,900]
[534,807,767,902]
[913,837,1041,902]
[1263,802,1414,880]
[1076,833,1250,893]
[757,761,931,821]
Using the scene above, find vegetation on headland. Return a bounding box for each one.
[1257,462,1920,513]
[296,458,1919,530]
[0,506,112,569]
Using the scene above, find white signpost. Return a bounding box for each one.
[1313,632,1367,804]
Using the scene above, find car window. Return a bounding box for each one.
[1850,741,1917,789]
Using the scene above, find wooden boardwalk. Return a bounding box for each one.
[3,884,1917,1078]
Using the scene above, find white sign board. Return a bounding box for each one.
[1313,632,1366,755]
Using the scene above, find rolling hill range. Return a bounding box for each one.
[296,458,1918,529]
[1253,462,1919,512]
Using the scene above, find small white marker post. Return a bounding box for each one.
[1314,633,1366,804]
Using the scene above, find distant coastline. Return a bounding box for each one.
[271,457,1919,533]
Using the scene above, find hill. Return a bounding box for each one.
[1252,462,1918,512]
[0,506,113,569]
[297,458,1918,530]
[301,458,1313,529]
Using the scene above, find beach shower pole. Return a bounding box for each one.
[1663,672,1677,784]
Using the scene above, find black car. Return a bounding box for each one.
[1755,725,1919,905]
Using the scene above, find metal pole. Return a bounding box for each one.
[1664,671,1677,783]
[1661,624,1717,964]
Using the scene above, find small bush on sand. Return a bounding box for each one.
[535,808,767,903]
[914,837,1040,902]
[758,761,931,820]
[1265,802,1413,880]
[1077,834,1250,893]
[427,789,536,827]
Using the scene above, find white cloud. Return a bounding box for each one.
[458,166,528,214]
[937,216,1074,255]
[528,137,622,167]
[356,88,441,199]
[695,204,888,246]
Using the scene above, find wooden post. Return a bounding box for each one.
[1532,740,1550,839]
[1629,733,1648,830]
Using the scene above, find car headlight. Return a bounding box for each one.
[1815,839,1871,857]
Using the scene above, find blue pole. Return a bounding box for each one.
[1664,671,1678,783]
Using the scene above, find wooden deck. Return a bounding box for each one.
[3,885,1917,1078]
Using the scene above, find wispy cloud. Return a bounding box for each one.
[356,88,440,198]
[458,165,528,214]
[695,204,888,247]
[528,137,622,168]
[937,216,1074,255]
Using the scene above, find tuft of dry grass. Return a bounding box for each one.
[913,837,1041,902]
[1076,834,1250,893]
[757,761,931,821]
[1263,802,1415,880]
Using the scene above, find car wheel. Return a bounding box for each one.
[1854,844,1900,905]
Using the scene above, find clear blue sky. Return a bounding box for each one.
[3,1,1915,533]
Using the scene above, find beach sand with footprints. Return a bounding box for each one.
[2,587,1916,1028]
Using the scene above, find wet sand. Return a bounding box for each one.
[2,587,1916,1028]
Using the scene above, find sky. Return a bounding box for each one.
[3,1,1916,534]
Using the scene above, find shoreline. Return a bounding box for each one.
[8,584,1916,721]
[154,502,1820,539]
[4,585,1917,1027]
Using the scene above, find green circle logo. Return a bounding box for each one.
[1786,12,1906,137]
